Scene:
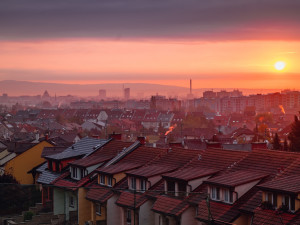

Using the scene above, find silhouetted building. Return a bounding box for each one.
[99,89,106,100]
[124,88,130,100]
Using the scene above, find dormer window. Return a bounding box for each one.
[131,177,136,190]
[211,187,220,200]
[265,192,276,205]
[108,176,112,187]
[140,179,146,192]
[282,195,295,212]
[71,167,78,179]
[100,175,105,185]
[224,189,233,203]
[80,168,84,179]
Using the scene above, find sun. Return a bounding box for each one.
[274,61,286,71]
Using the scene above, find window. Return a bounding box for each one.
[266,192,273,204]
[100,175,105,185]
[283,195,290,209]
[131,177,136,190]
[108,176,112,187]
[167,180,175,195]
[282,195,295,211]
[80,168,84,178]
[211,187,220,200]
[55,161,60,172]
[69,196,74,207]
[178,182,187,197]
[72,167,77,178]
[224,189,233,203]
[96,203,101,216]
[126,209,131,224]
[140,179,146,192]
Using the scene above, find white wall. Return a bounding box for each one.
[181,207,198,225]
[53,188,65,215]
[149,175,162,187]
[188,176,211,191]
[139,200,155,225]
[107,195,123,225]
[235,179,261,199]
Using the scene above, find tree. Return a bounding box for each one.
[255,113,273,124]
[272,133,281,150]
[288,114,300,152]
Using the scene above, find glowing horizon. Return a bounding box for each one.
[0,39,299,90]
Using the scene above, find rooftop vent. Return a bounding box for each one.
[198,154,202,160]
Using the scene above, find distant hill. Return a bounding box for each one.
[0,80,192,98]
[0,80,283,98]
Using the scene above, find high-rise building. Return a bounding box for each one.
[124,88,130,100]
[99,89,106,100]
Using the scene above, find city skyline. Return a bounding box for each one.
[1,0,300,90]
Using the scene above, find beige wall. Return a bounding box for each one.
[235,180,261,200]
[181,207,198,225]
[107,195,123,225]
[139,200,155,225]
[188,176,211,191]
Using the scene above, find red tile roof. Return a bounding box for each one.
[126,148,201,178]
[186,148,249,170]
[238,189,262,213]
[163,167,218,182]
[252,208,296,225]
[52,171,94,191]
[69,140,133,167]
[258,175,300,194]
[196,200,239,223]
[151,195,189,217]
[204,170,268,188]
[116,191,148,209]
[86,184,113,203]
[229,149,300,176]
[98,146,167,174]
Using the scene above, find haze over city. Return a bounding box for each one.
[1,0,300,91]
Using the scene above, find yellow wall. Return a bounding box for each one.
[277,194,282,208]
[297,194,300,211]
[91,202,106,223]
[99,172,126,186]
[233,214,252,225]
[4,141,53,184]
[114,172,125,184]
[78,188,92,225]
[262,192,266,202]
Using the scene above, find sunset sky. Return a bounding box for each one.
[1,0,300,89]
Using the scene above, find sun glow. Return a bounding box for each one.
[274,61,286,71]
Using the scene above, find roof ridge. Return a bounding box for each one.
[275,156,300,179]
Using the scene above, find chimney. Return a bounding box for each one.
[137,136,146,145]
[109,132,122,140]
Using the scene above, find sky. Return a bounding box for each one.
[0,0,300,89]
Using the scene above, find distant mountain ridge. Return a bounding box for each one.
[0,80,283,98]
